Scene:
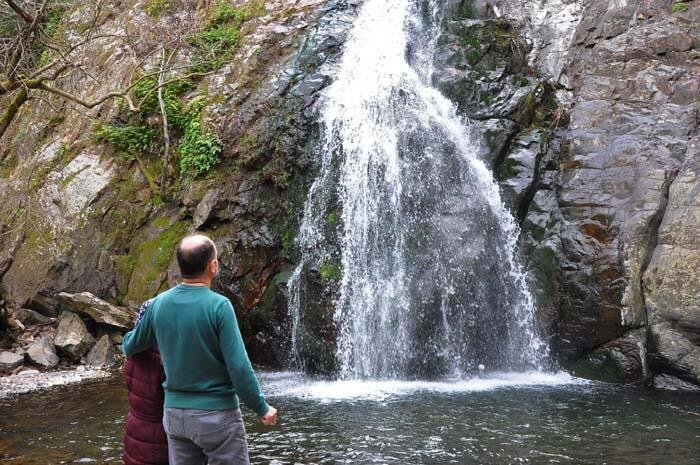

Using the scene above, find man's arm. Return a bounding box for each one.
[122,302,156,356]
[217,300,271,418]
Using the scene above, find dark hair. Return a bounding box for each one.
[176,236,216,278]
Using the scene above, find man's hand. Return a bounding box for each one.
[261,406,278,426]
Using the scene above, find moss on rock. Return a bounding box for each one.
[124,220,189,305]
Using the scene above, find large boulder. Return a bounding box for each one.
[0,350,24,372]
[86,335,115,368]
[58,292,133,330]
[570,329,646,383]
[26,335,60,368]
[54,311,95,360]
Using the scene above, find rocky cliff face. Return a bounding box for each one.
[490,0,699,388]
[0,0,358,367]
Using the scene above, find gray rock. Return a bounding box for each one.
[193,189,222,230]
[26,336,59,368]
[643,145,700,386]
[501,0,700,383]
[54,311,95,360]
[648,322,700,385]
[652,374,700,392]
[58,292,133,329]
[570,329,646,383]
[86,335,115,368]
[0,351,24,373]
[15,308,54,326]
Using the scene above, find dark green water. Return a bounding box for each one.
[1,372,698,464]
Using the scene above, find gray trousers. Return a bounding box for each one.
[163,407,250,465]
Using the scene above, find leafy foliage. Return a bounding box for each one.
[189,0,255,71]
[132,76,192,120]
[672,2,689,13]
[145,0,170,17]
[93,124,156,155]
[178,97,222,178]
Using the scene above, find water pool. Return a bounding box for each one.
[1,371,698,464]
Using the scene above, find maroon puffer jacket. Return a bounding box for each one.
[123,347,169,465]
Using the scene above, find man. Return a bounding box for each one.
[122,234,278,465]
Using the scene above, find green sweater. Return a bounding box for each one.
[122,284,270,416]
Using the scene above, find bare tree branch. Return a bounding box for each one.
[4,0,34,24]
[158,48,171,198]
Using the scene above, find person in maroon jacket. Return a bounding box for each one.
[123,299,169,465]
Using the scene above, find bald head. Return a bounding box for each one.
[176,234,217,279]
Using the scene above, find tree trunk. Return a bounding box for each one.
[0,87,29,141]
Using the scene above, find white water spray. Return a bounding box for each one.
[290,0,548,379]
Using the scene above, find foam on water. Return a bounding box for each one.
[262,371,586,402]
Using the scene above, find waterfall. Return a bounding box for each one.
[289,0,548,379]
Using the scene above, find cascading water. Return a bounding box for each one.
[289,0,548,379]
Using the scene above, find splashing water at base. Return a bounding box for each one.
[264,371,583,402]
[289,0,548,378]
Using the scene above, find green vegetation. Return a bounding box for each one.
[319,259,343,282]
[189,0,259,72]
[123,220,189,303]
[94,0,267,178]
[42,6,65,37]
[282,225,296,253]
[143,220,189,269]
[672,2,689,13]
[460,35,481,65]
[0,152,19,178]
[178,97,222,178]
[458,0,476,19]
[461,35,480,49]
[132,76,192,119]
[96,77,220,178]
[326,212,338,224]
[28,160,56,191]
[512,75,530,88]
[93,124,156,156]
[145,0,170,17]
[492,23,511,49]
[479,90,494,105]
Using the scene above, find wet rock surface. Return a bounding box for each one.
[0,366,111,399]
[495,0,699,387]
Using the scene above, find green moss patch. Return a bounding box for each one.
[124,220,189,304]
[319,259,343,282]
